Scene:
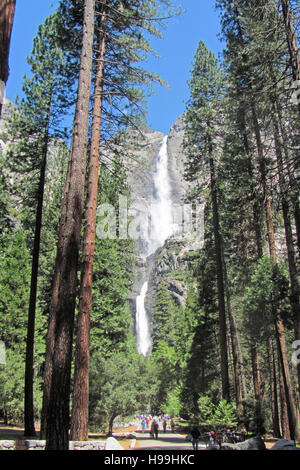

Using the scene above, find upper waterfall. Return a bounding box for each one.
[148,135,174,256]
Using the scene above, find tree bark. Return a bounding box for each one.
[251,346,265,434]
[70,5,107,441]
[251,102,300,441]
[24,90,52,437]
[277,350,290,439]
[0,0,16,118]
[272,102,300,397]
[221,240,246,411]
[45,0,95,450]
[274,94,300,255]
[267,337,281,438]
[208,151,230,402]
[40,143,72,439]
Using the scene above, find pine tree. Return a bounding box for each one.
[184,41,230,401]
[45,0,96,450]
[68,0,177,440]
[216,0,300,440]
[70,1,108,441]
[3,12,75,437]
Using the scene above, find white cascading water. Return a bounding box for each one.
[135,136,173,356]
[136,281,151,356]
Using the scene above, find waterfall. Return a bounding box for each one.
[135,135,173,356]
[136,281,151,356]
[149,135,173,254]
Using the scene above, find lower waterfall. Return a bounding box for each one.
[135,135,173,357]
[136,281,151,356]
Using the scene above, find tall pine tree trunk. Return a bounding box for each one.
[45,0,95,450]
[24,91,52,437]
[251,102,300,441]
[268,337,281,438]
[278,351,290,438]
[40,144,73,439]
[221,240,246,411]
[70,5,107,441]
[0,0,16,118]
[208,149,230,401]
[238,103,267,417]
[272,102,300,398]
[251,346,264,434]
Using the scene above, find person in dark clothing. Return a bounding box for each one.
[163,418,167,433]
[153,420,159,439]
[170,419,175,433]
[190,425,200,451]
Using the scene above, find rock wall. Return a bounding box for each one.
[167,114,187,207]
[0,437,127,450]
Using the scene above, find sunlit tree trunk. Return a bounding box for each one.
[40,147,72,439]
[70,4,107,441]
[45,0,95,450]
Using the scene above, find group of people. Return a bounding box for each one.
[138,414,176,439]
[189,426,217,450]
[189,427,243,450]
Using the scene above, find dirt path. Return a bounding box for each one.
[134,429,202,451]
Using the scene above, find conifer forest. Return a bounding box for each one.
[0,0,300,451]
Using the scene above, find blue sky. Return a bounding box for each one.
[6,0,223,135]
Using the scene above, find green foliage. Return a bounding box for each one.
[0,150,11,234]
[212,400,238,428]
[0,348,43,424]
[162,387,182,418]
[179,252,219,418]
[0,349,26,424]
[4,13,74,235]
[89,349,151,432]
[152,281,180,350]
[0,230,30,348]
[242,256,291,345]
[90,157,135,359]
[183,40,225,185]
[90,238,135,358]
[194,396,237,428]
[197,396,215,425]
[58,0,178,138]
[0,229,44,422]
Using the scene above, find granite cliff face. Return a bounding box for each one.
[167,114,187,207]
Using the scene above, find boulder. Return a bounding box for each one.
[0,440,15,450]
[105,436,124,450]
[271,439,298,450]
[221,436,266,450]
